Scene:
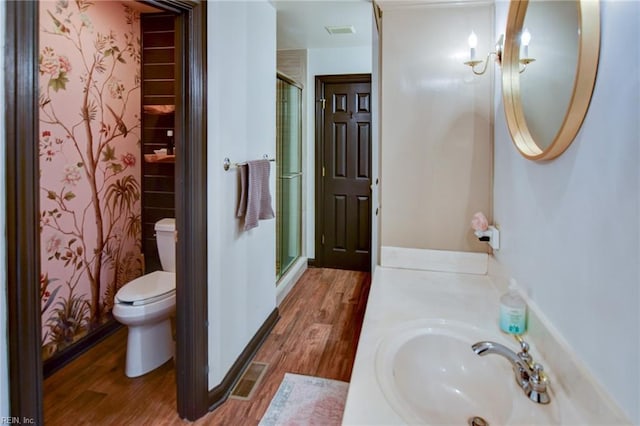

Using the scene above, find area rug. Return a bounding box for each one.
[258,373,349,426]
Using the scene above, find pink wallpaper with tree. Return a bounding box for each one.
[39,0,143,358]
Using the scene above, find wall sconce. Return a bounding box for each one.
[519,28,536,73]
[464,32,504,75]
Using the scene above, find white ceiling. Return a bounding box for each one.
[272,0,373,50]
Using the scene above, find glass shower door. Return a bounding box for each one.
[276,75,302,280]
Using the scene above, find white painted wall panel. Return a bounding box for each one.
[207,0,277,388]
[493,1,640,422]
[380,3,494,253]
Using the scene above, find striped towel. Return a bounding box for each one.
[236,159,275,231]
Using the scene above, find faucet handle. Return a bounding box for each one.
[517,339,533,366]
[518,339,529,353]
[526,363,551,404]
[514,334,530,354]
[531,363,548,384]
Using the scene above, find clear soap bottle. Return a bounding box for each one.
[499,279,527,335]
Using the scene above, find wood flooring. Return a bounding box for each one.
[43,268,371,425]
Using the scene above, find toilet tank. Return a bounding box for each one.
[155,218,176,272]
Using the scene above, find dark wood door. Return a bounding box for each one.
[317,76,372,271]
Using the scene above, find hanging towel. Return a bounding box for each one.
[236,159,275,231]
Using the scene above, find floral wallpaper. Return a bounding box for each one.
[39,0,143,359]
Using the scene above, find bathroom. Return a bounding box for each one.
[1,0,639,425]
[36,1,168,375]
[34,0,187,381]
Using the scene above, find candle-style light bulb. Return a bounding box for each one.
[468,31,478,60]
[521,28,531,58]
[495,34,504,52]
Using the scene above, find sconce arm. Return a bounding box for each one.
[464,50,501,76]
[519,58,536,74]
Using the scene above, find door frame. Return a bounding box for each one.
[5,0,209,422]
[314,74,372,269]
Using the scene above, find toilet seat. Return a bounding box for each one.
[116,270,175,306]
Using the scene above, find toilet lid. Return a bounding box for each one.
[116,270,175,305]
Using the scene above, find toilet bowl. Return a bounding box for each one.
[112,218,176,378]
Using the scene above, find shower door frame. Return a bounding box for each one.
[5,0,210,422]
[276,73,303,281]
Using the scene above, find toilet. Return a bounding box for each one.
[113,218,176,378]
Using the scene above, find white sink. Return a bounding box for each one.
[375,319,560,425]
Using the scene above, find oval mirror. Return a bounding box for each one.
[502,0,600,161]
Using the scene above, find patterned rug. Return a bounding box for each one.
[259,373,349,426]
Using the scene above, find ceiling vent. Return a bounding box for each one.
[325,25,356,35]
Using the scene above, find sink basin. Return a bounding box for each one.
[375,320,560,425]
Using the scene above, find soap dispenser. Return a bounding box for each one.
[499,279,527,335]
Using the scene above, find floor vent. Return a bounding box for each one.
[229,361,269,400]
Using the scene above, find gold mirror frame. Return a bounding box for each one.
[502,0,600,161]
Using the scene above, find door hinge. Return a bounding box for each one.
[322,166,325,177]
[320,98,326,109]
[321,234,325,244]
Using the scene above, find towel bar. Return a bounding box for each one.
[223,155,275,171]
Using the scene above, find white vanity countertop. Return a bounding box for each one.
[342,266,584,426]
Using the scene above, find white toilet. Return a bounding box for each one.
[113,218,176,378]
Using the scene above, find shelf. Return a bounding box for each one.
[144,154,175,163]
[143,105,175,115]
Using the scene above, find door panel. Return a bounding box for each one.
[356,196,371,252]
[334,123,348,177]
[357,123,370,178]
[319,78,372,271]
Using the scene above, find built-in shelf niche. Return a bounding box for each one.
[141,12,176,272]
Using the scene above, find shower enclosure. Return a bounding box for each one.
[276,74,302,280]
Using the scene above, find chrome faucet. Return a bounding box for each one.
[471,338,551,404]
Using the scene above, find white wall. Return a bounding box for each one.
[493,1,640,422]
[0,1,8,417]
[207,0,277,387]
[304,46,372,259]
[380,3,494,253]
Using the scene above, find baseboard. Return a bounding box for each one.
[43,320,123,378]
[207,308,280,410]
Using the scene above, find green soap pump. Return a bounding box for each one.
[499,279,527,335]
